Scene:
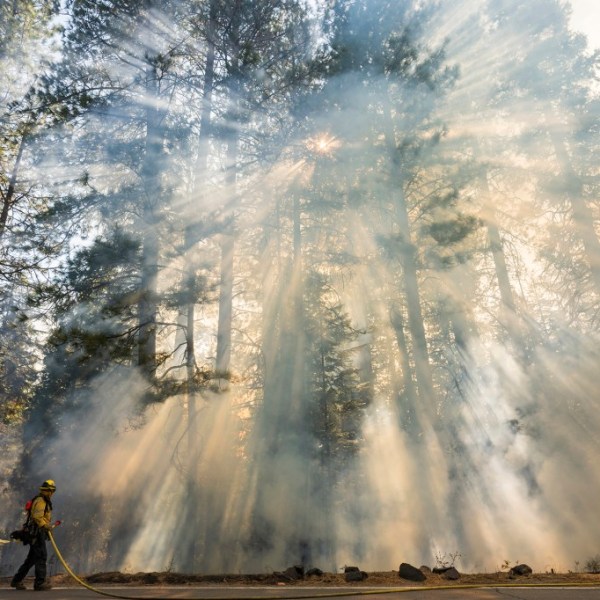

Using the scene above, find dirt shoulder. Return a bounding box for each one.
[21,570,600,588]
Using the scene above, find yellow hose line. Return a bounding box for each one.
[49,532,126,599]
[48,532,599,600]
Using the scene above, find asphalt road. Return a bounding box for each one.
[2,587,600,600]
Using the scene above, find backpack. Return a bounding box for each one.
[9,495,52,545]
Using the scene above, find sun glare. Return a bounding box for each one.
[306,133,340,155]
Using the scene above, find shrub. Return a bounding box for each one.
[584,555,600,573]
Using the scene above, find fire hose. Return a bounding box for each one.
[48,531,600,599]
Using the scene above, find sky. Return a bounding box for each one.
[569,0,600,50]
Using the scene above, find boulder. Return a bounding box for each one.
[345,570,368,582]
[283,565,304,580]
[273,566,304,582]
[432,566,452,574]
[399,563,427,582]
[508,564,533,578]
[441,567,460,580]
[306,568,324,577]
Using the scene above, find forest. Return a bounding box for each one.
[1,0,599,577]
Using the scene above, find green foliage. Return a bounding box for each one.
[384,30,419,76]
[0,301,38,425]
[32,228,142,399]
[584,555,600,574]
[424,215,480,246]
[304,270,371,463]
[64,230,141,306]
[0,0,60,59]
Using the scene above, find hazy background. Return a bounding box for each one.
[1,0,599,577]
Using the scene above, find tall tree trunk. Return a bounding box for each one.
[215,234,234,375]
[479,170,525,349]
[382,98,440,561]
[289,186,311,563]
[291,189,307,407]
[260,197,283,407]
[549,130,600,295]
[215,5,242,389]
[138,62,163,380]
[400,232,435,406]
[487,219,516,313]
[389,304,419,430]
[215,132,238,386]
[382,99,435,415]
[0,130,27,240]
[180,1,217,569]
[389,166,435,409]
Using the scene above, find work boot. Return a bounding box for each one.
[10,580,26,590]
[33,582,52,591]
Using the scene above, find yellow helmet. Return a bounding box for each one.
[40,479,56,492]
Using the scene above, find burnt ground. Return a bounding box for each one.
[5,570,598,589]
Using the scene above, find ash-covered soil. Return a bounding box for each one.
[33,570,600,588]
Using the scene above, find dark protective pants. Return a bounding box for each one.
[12,532,48,587]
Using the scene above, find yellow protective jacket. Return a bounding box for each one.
[30,495,52,530]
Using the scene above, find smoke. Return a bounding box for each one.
[346,328,600,573]
[12,329,593,575]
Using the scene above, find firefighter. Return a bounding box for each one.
[10,480,57,591]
